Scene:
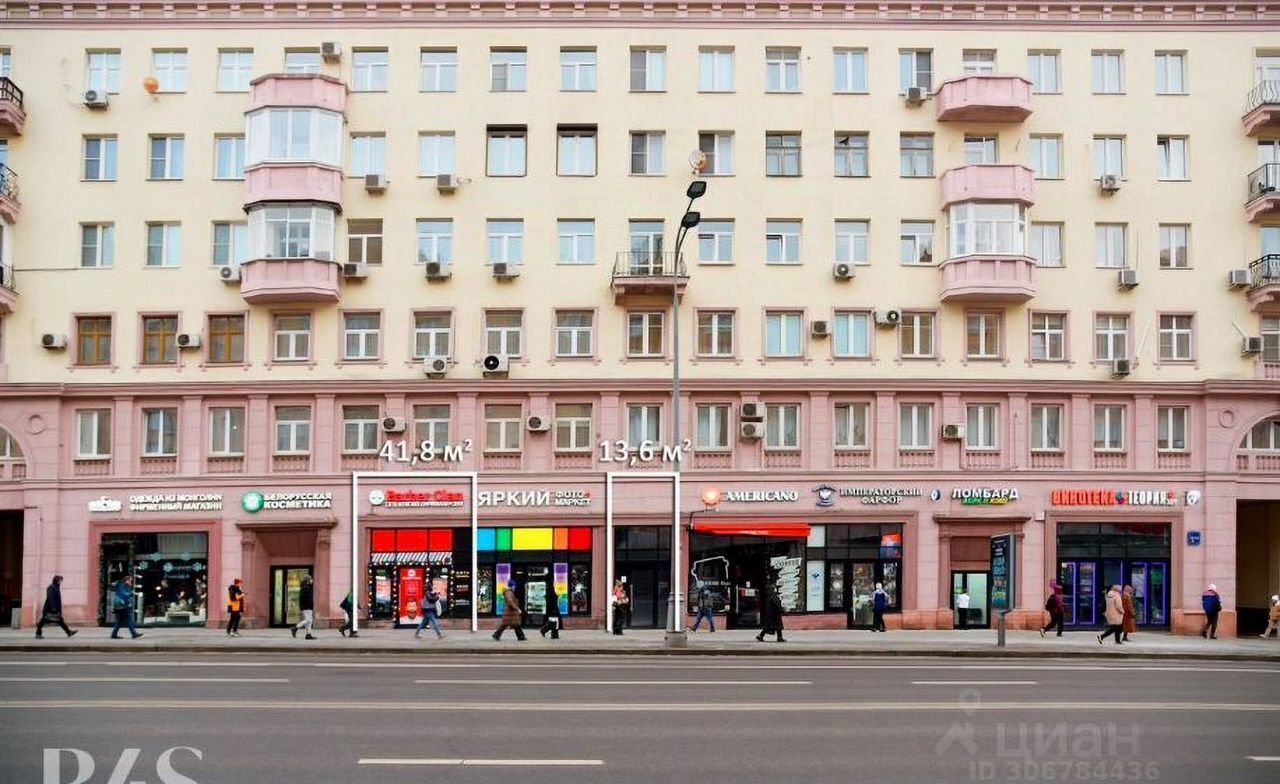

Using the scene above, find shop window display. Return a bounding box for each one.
[367,528,470,625]
[99,532,208,626]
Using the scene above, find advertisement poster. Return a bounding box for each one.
[806,560,825,611]
[374,573,392,610]
[494,563,511,616]
[476,567,493,614]
[570,566,589,613]
[770,556,804,612]
[989,534,1016,612]
[397,567,424,625]
[554,563,570,616]
[451,568,472,616]
[526,581,547,615]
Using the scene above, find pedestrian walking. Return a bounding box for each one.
[1121,584,1137,642]
[291,574,316,640]
[225,578,244,637]
[955,588,971,630]
[871,583,889,632]
[1040,582,1065,638]
[109,575,142,639]
[539,586,562,639]
[34,575,77,639]
[691,582,716,633]
[1261,595,1280,639]
[492,581,526,641]
[414,586,444,640]
[610,580,629,636]
[338,590,359,638]
[1201,583,1222,639]
[756,584,786,642]
[1097,585,1125,645]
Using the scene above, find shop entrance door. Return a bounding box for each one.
[615,564,669,629]
[0,511,22,628]
[726,543,769,629]
[951,571,991,629]
[270,566,312,628]
[511,565,552,627]
[1059,560,1168,629]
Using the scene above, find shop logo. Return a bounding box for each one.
[951,488,1019,506]
[88,496,123,513]
[241,491,265,513]
[930,489,943,502]
[813,484,837,508]
[1185,490,1202,507]
[371,489,466,508]
[369,490,386,506]
[43,747,204,784]
[1050,489,1179,507]
[241,491,333,512]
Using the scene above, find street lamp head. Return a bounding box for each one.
[686,180,708,199]
[701,488,723,508]
[681,210,702,229]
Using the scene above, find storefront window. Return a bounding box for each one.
[809,523,904,623]
[478,526,593,618]
[99,532,208,627]
[367,527,470,625]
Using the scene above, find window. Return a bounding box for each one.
[1093,405,1125,451]
[765,220,801,264]
[413,312,452,359]
[833,312,871,358]
[834,133,869,177]
[697,220,734,263]
[217,49,254,92]
[834,402,869,449]
[83,136,118,181]
[899,403,933,449]
[485,405,522,452]
[149,135,185,180]
[284,50,321,74]
[486,220,524,265]
[352,49,388,92]
[630,222,662,263]
[415,220,453,266]
[765,133,801,176]
[273,314,311,362]
[1092,136,1126,179]
[965,313,1001,359]
[699,47,734,92]
[141,315,178,365]
[834,48,868,93]
[899,221,935,265]
[558,220,595,264]
[835,221,869,265]
[1031,404,1063,451]
[245,108,342,166]
[347,219,382,265]
[1157,136,1188,180]
[418,133,456,177]
[214,135,246,180]
[765,311,803,357]
[275,406,311,454]
[900,312,935,358]
[80,223,114,268]
[628,404,661,444]
[898,49,932,92]
[630,132,665,175]
[627,312,665,357]
[1029,135,1062,179]
[899,134,933,177]
[484,311,523,358]
[949,203,1026,257]
[1159,224,1190,269]
[962,49,996,76]
[420,49,457,92]
[698,132,734,175]
[1157,406,1189,451]
[697,311,734,357]
[1027,51,1060,93]
[555,311,594,357]
[1158,314,1194,361]
[207,315,245,364]
[558,127,597,176]
[343,313,380,360]
[1094,314,1129,361]
[487,128,526,176]
[77,409,112,458]
[1263,316,1280,362]
[86,50,121,93]
[343,405,380,453]
[209,407,245,456]
[964,135,998,165]
[413,405,450,448]
[249,204,336,260]
[151,50,187,92]
[696,404,731,450]
[1095,223,1128,268]
[1241,416,1280,451]
[552,404,593,452]
[1031,313,1066,361]
[765,403,800,449]
[1155,52,1186,94]
[142,408,178,456]
[630,47,666,91]
[560,49,597,91]
[145,223,182,268]
[966,404,998,449]
[1029,223,1063,268]
[488,49,529,92]
[0,49,8,80]
[1091,51,1124,93]
[350,134,386,177]
[1257,54,1280,84]
[765,47,801,92]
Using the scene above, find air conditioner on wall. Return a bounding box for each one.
[1228,269,1253,288]
[219,265,241,283]
[381,416,407,434]
[83,90,109,108]
[176,333,201,349]
[811,320,831,338]
[321,41,342,61]
[41,333,67,350]
[526,415,550,432]
[343,262,370,279]
[1117,269,1139,289]
[436,174,458,193]
[875,309,902,328]
[364,174,387,193]
[1111,358,1132,377]
[424,261,451,280]
[905,86,925,105]
[423,356,449,376]
[832,262,854,281]
[740,421,765,440]
[492,263,520,279]
[739,402,764,421]
[1099,174,1121,194]
[1242,336,1264,355]
[482,354,510,376]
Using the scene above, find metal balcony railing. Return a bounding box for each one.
[0,77,21,110]
[1247,163,1279,203]
[0,163,16,202]
[1244,80,1280,114]
[612,250,687,279]
[1250,254,1280,289]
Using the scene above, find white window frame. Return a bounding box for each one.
[484,311,523,358]
[416,220,453,265]
[1030,404,1063,451]
[835,220,869,265]
[420,49,458,92]
[214,135,246,180]
[343,313,381,361]
[765,47,801,92]
[962,49,996,76]
[557,128,597,177]
[86,50,121,94]
[834,133,869,178]
[151,49,188,93]
[560,49,597,92]
[627,404,662,445]
[697,220,734,264]
[1092,136,1126,179]
[834,402,869,449]
[1158,314,1194,361]
[149,135,185,180]
[76,409,112,458]
[1095,223,1128,269]
[284,50,321,75]
[273,314,311,362]
[558,220,595,264]
[248,204,336,261]
[346,219,382,266]
[900,221,935,265]
[765,220,802,264]
[555,311,595,357]
[899,403,933,450]
[765,403,801,450]
[699,47,735,92]
[142,407,178,456]
[352,49,389,92]
[833,48,868,93]
[965,313,1002,360]
[900,312,935,358]
[899,134,934,177]
[413,405,451,448]
[1030,135,1062,180]
[1027,51,1061,94]
[274,406,312,455]
[898,49,933,92]
[1159,224,1190,269]
[486,220,524,265]
[765,133,802,176]
[490,49,528,92]
[949,203,1026,258]
[413,312,452,359]
[1155,51,1187,95]
[81,223,115,269]
[1157,136,1189,180]
[1093,405,1126,451]
[630,47,667,92]
[1094,314,1129,361]
[342,406,381,454]
[487,130,527,177]
[1091,51,1125,94]
[554,404,593,452]
[696,404,731,450]
[217,49,254,92]
[698,132,734,176]
[211,221,248,268]
[1262,316,1280,362]
[208,406,246,456]
[1157,405,1189,452]
[146,223,182,268]
[965,403,999,450]
[833,311,871,358]
[245,107,342,167]
[418,133,456,177]
[349,134,386,178]
[630,132,665,175]
[83,136,118,181]
[696,311,735,357]
[485,405,523,452]
[765,311,804,358]
[627,311,665,358]
[1029,222,1063,268]
[1030,312,1066,361]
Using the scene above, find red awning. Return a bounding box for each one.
[691,522,811,538]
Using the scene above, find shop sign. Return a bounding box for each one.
[814,485,922,507]
[1187,530,1202,546]
[241,491,333,513]
[721,489,800,503]
[950,488,1020,506]
[476,489,593,508]
[128,493,223,512]
[87,496,123,513]
[1050,489,1179,507]
[369,489,465,509]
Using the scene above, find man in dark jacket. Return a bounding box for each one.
[492,581,526,641]
[1201,583,1222,640]
[871,583,889,632]
[756,584,786,643]
[539,586,562,639]
[35,575,77,638]
[110,576,142,639]
[291,575,316,640]
[225,578,244,637]
[1040,582,1065,638]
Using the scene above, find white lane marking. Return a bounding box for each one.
[0,677,289,683]
[912,681,1038,686]
[0,661,68,666]
[314,662,1280,673]
[105,662,273,668]
[359,759,603,767]
[1246,756,1280,762]
[413,679,811,686]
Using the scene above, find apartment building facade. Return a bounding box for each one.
[0,0,1278,636]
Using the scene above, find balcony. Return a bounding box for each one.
[1248,254,1280,311]
[238,258,341,304]
[0,78,24,135]
[0,264,14,314]
[940,164,1035,209]
[1246,163,1280,222]
[935,75,1033,123]
[1243,81,1280,136]
[939,255,1037,303]
[611,251,688,304]
[0,164,18,223]
[243,163,342,210]
[249,73,347,113]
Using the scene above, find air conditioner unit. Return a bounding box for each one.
[1242,336,1264,355]
[41,333,67,350]
[219,265,241,283]
[526,415,551,433]
[1228,269,1253,288]
[320,41,342,61]
[436,174,458,193]
[343,262,370,279]
[482,354,510,376]
[1117,269,1139,289]
[423,356,449,377]
[811,320,831,338]
[175,333,201,349]
[381,416,407,434]
[740,421,766,440]
[905,86,925,105]
[364,173,387,193]
[1111,358,1132,377]
[739,402,765,421]
[492,263,520,279]
[1099,174,1121,194]
[875,309,902,328]
[424,261,451,280]
[941,423,965,441]
[83,90,109,108]
[832,262,854,281]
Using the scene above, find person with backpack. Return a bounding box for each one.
[493,580,525,641]
[110,575,142,639]
[35,575,77,639]
[871,583,889,632]
[539,585,562,639]
[225,578,244,637]
[691,582,716,633]
[338,590,359,638]
[291,574,316,640]
[415,586,445,640]
[1201,583,1222,639]
[1040,582,1065,637]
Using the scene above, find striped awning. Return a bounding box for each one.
[370,551,452,565]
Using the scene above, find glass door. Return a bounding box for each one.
[951,571,991,629]
[1060,560,1098,627]
[521,565,550,626]
[847,562,877,628]
[270,566,312,628]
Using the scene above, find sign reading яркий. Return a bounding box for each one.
[1050,489,1180,507]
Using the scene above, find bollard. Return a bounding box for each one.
[996,610,1007,647]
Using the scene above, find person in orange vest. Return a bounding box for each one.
[226,578,245,637]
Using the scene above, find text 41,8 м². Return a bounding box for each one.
[378,439,474,465]
[598,439,693,464]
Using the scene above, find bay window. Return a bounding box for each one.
[949,203,1026,258]
[245,108,342,167]
[248,204,336,260]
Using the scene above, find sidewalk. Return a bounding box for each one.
[5,626,1279,660]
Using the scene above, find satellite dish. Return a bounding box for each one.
[687,150,708,173]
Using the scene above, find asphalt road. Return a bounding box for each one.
[1,653,1278,784]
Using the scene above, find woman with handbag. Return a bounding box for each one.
[35,575,77,638]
